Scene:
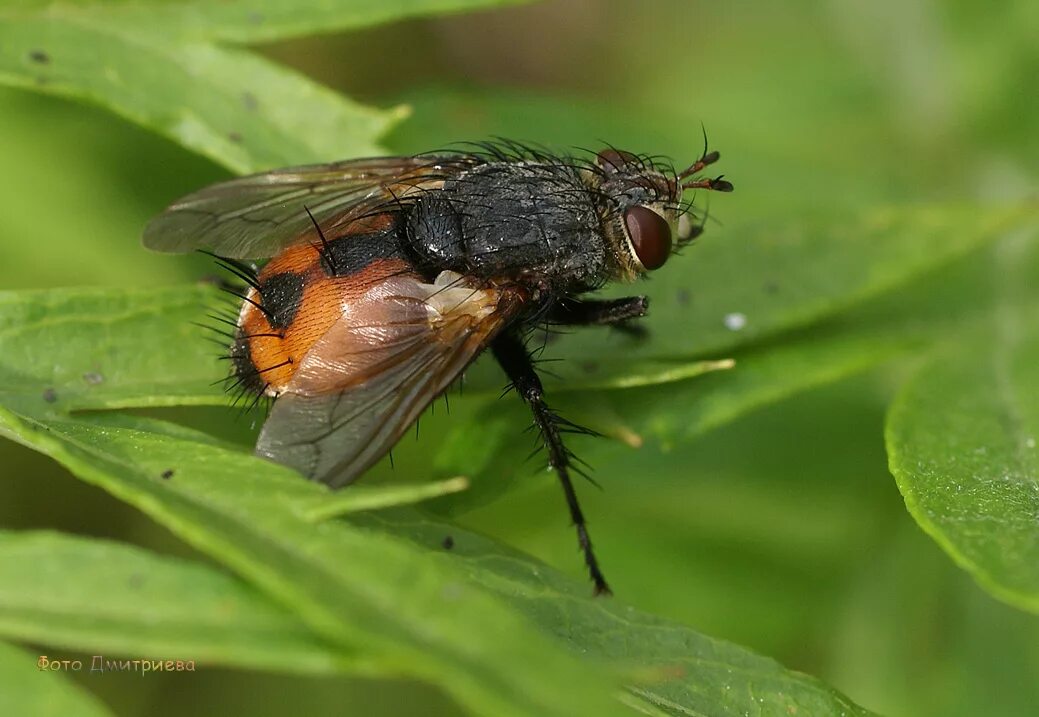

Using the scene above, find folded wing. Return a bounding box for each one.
[143,155,475,259]
[255,271,523,487]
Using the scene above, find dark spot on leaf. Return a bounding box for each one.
[42,387,58,403]
[675,288,691,305]
[228,131,242,143]
[764,281,780,294]
[28,50,50,64]
[242,92,258,111]
[442,535,455,550]
[160,469,175,480]
[247,11,264,24]
[580,361,599,374]
[83,371,104,385]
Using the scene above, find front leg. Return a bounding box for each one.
[491,331,611,595]
[548,296,649,335]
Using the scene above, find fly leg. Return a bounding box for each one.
[549,296,649,337]
[491,331,611,595]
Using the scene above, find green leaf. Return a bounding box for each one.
[0,401,875,716]
[0,286,224,413]
[886,227,1039,614]
[558,329,912,449]
[0,406,630,717]
[358,509,877,717]
[0,531,360,675]
[0,19,396,173]
[0,2,533,174]
[0,640,114,717]
[297,476,470,521]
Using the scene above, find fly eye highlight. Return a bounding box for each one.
[625,206,672,271]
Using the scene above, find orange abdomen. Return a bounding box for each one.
[232,218,419,396]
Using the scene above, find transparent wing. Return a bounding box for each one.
[143,154,475,259]
[255,272,523,487]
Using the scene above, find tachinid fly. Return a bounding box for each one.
[143,141,733,594]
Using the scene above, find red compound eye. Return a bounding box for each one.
[624,206,672,271]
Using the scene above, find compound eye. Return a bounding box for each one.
[597,148,637,174]
[624,206,672,271]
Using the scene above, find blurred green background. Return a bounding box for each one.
[1,1,1037,715]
